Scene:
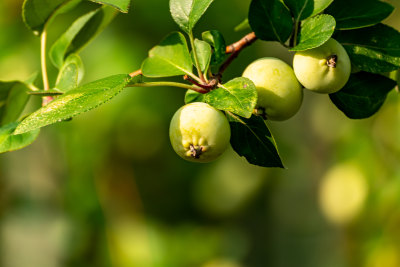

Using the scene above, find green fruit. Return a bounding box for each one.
[293,38,351,94]
[242,57,303,121]
[169,102,230,163]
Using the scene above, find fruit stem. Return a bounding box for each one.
[327,55,338,68]
[189,144,203,159]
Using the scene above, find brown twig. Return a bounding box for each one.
[226,32,258,54]
[129,69,142,77]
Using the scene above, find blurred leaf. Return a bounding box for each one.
[0,122,40,153]
[227,113,284,168]
[141,32,193,78]
[169,0,215,33]
[185,89,205,104]
[202,30,226,65]
[326,0,394,30]
[207,77,257,118]
[55,54,84,92]
[291,14,336,51]
[329,72,396,119]
[311,0,333,16]
[89,0,131,12]
[14,74,132,134]
[49,9,99,68]
[248,0,293,43]
[65,6,117,57]
[191,39,211,73]
[234,18,251,32]
[283,0,313,21]
[0,81,30,126]
[335,24,400,73]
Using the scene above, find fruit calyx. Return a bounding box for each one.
[189,144,203,159]
[327,55,338,68]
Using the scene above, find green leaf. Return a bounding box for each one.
[169,0,215,33]
[0,81,31,126]
[64,6,117,59]
[22,0,65,34]
[184,90,205,104]
[49,9,99,68]
[248,0,293,43]
[191,39,212,73]
[0,122,40,153]
[206,77,257,118]
[227,113,284,168]
[55,54,84,92]
[283,0,313,21]
[329,72,396,119]
[88,0,131,13]
[202,30,226,66]
[326,0,394,30]
[14,74,132,134]
[291,14,336,51]
[141,32,193,78]
[311,0,333,17]
[335,24,400,73]
[234,18,251,32]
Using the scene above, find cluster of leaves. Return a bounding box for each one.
[0,0,399,168]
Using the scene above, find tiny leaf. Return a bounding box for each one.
[0,122,40,153]
[88,0,131,13]
[202,30,226,66]
[141,32,193,78]
[291,14,336,51]
[326,0,394,30]
[311,0,333,17]
[28,90,64,96]
[248,0,293,43]
[191,39,212,73]
[206,77,257,118]
[14,74,132,134]
[55,54,84,92]
[283,0,313,21]
[227,113,284,168]
[234,18,251,32]
[329,72,396,119]
[170,0,215,33]
[184,90,205,104]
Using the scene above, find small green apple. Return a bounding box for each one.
[169,102,230,163]
[293,38,351,94]
[242,57,303,121]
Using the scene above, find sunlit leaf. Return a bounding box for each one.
[89,0,131,13]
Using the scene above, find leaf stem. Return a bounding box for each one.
[40,30,50,91]
[126,81,209,94]
[189,31,205,83]
[290,20,300,48]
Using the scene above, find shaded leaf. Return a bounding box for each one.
[206,77,257,118]
[0,122,40,153]
[55,54,84,92]
[191,39,211,73]
[0,81,30,126]
[185,89,205,104]
[329,72,396,119]
[14,74,132,134]
[202,30,226,66]
[291,14,336,51]
[88,0,131,13]
[283,0,313,21]
[227,113,284,168]
[335,24,400,73]
[141,32,193,78]
[170,0,214,33]
[326,0,394,30]
[248,0,293,43]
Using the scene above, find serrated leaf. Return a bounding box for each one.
[55,54,84,92]
[89,0,131,13]
[0,122,40,153]
[49,9,99,68]
[326,0,394,30]
[170,0,214,33]
[283,0,313,21]
[185,90,205,104]
[311,0,333,17]
[14,74,131,134]
[0,81,30,126]
[335,24,400,73]
[248,0,293,44]
[202,30,226,66]
[291,14,336,51]
[329,72,396,119]
[206,77,257,118]
[191,39,211,73]
[227,113,284,168]
[141,32,193,78]
[22,0,65,34]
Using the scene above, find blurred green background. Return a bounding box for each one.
[0,0,400,266]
